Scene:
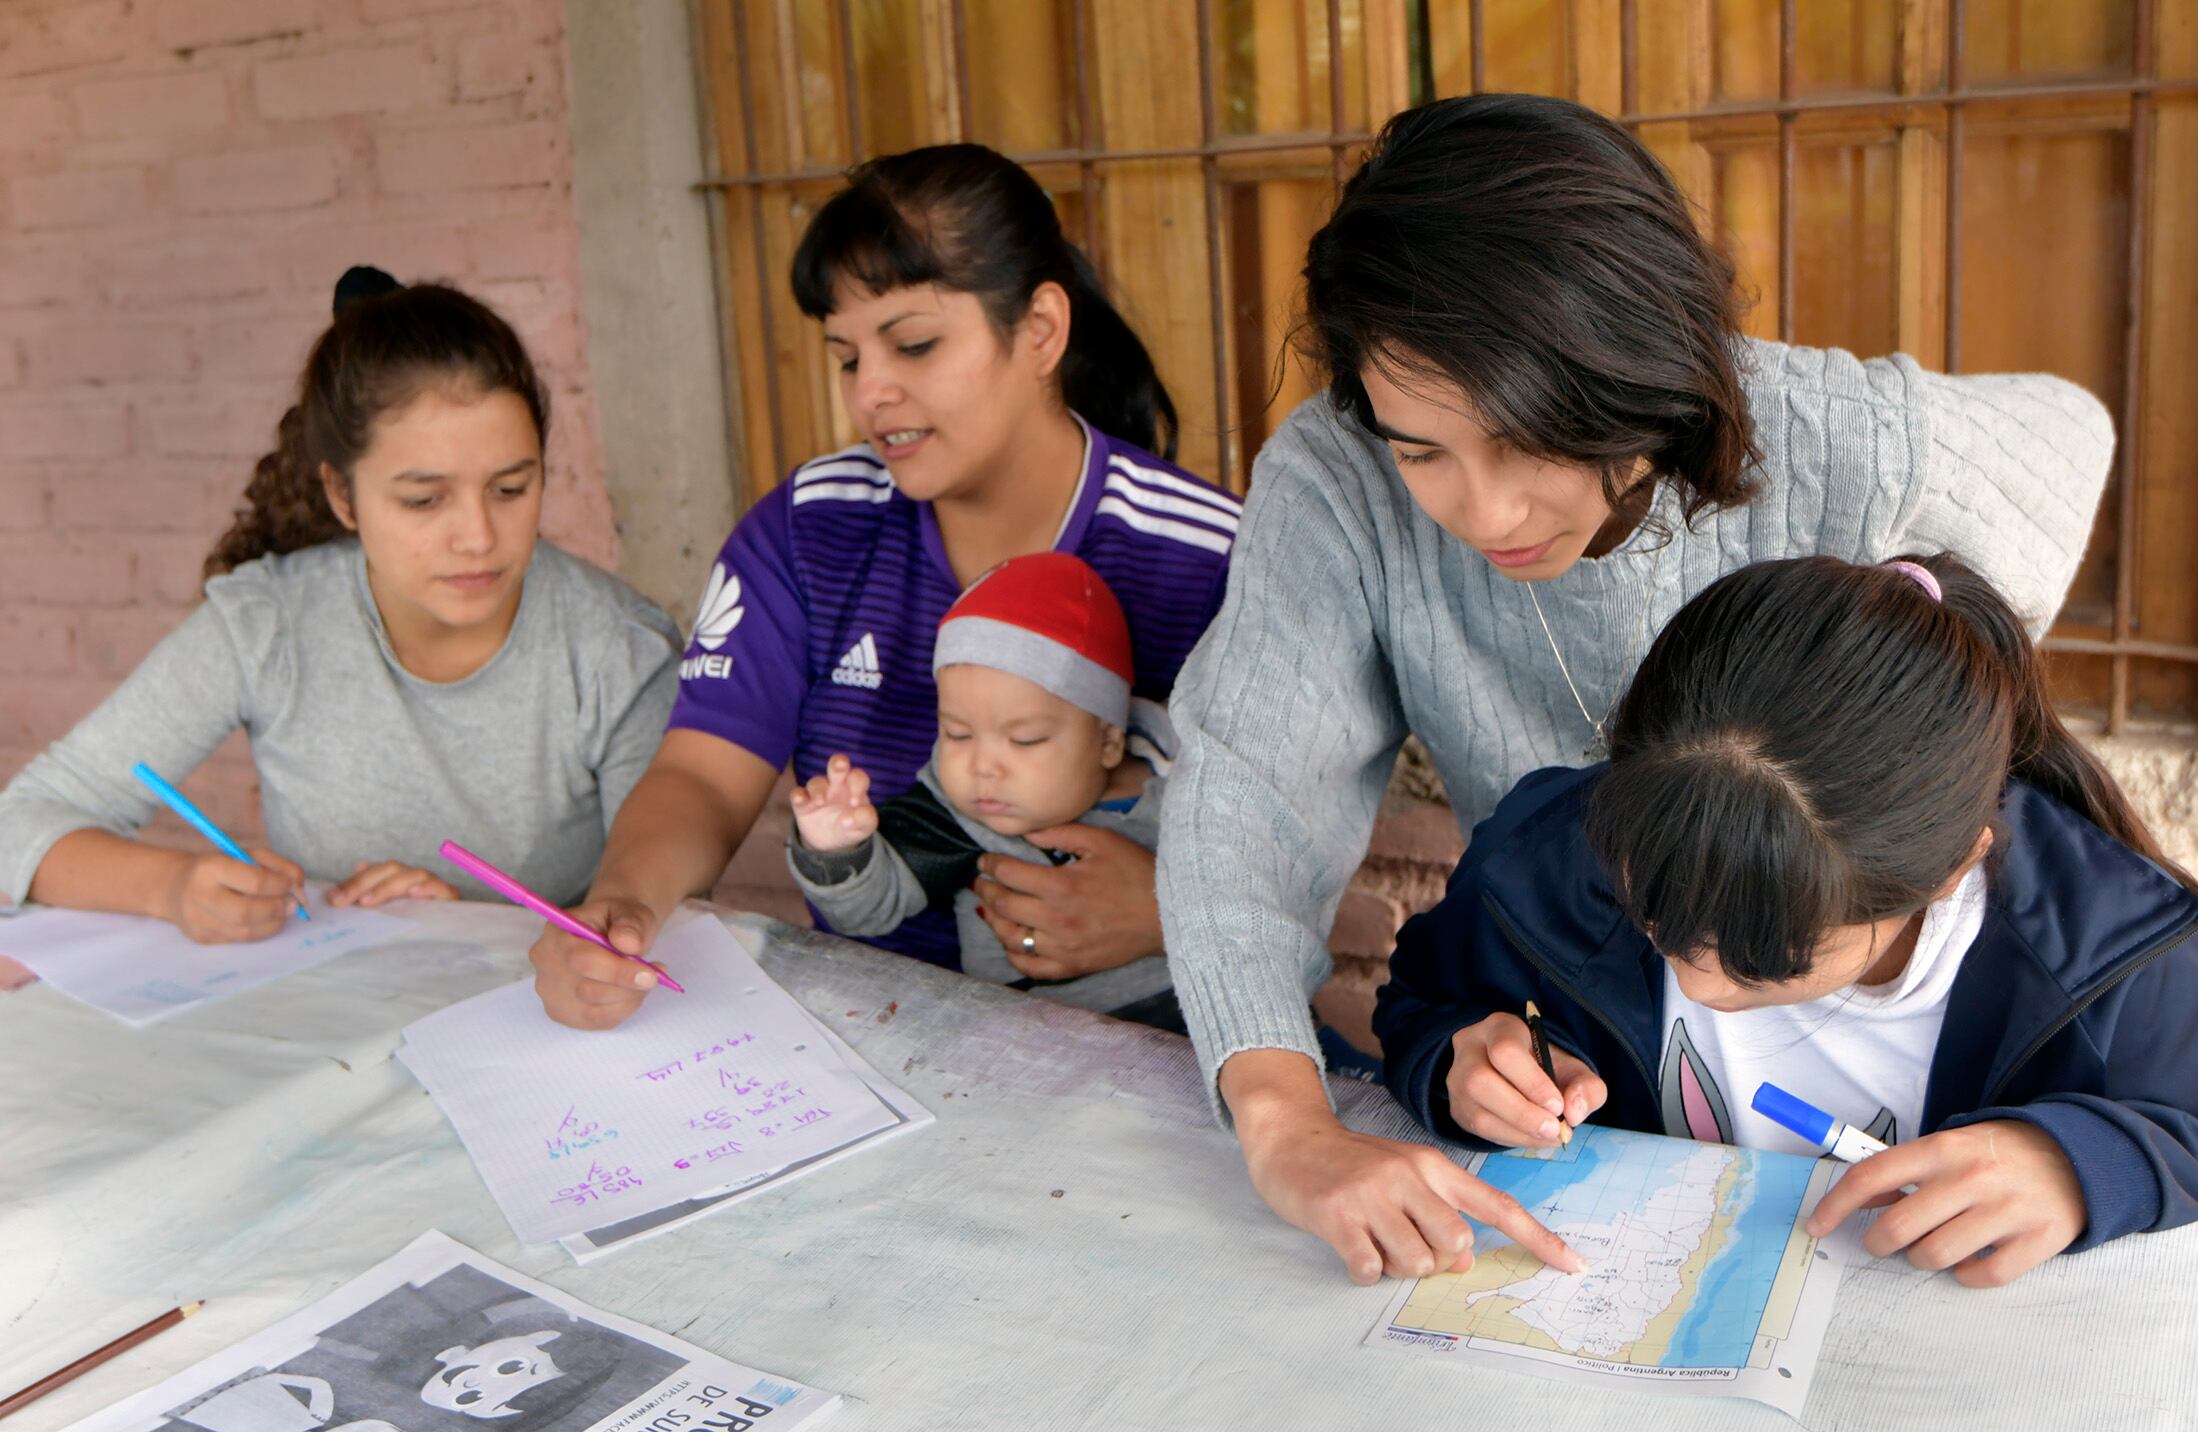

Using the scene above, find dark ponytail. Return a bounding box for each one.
[204,269,549,580]
[790,143,1178,460]
[1587,553,2192,987]
[1931,557,2179,876]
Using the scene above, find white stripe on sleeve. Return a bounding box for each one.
[792,459,891,488]
[1102,473,1241,534]
[791,481,897,506]
[1106,455,1243,519]
[1094,495,1235,553]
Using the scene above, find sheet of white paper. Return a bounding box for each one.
[0,885,411,1027]
[559,1000,934,1263]
[65,1229,839,1432]
[397,917,900,1244]
[1363,1125,1848,1417]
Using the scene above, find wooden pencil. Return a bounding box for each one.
[0,1301,202,1420]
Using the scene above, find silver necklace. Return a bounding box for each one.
[1526,539,1664,762]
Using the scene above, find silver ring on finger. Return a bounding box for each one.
[1020,930,1038,956]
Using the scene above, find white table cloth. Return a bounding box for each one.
[3,902,2191,1431]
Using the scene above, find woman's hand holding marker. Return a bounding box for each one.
[1806,1119,2086,1288]
[438,837,685,1027]
[789,755,879,853]
[527,895,667,1030]
[1445,1012,1609,1147]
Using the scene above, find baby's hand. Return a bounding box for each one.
[791,754,879,852]
[1445,1012,1608,1147]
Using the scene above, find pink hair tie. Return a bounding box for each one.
[1883,559,1942,603]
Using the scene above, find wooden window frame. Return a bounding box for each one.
[697,0,2198,733]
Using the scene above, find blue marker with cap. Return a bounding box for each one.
[1752,1081,1888,1163]
[131,761,309,922]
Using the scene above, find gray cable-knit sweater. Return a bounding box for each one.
[1158,339,2114,1123]
[0,539,680,911]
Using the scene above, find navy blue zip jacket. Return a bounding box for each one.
[1374,765,2198,1254]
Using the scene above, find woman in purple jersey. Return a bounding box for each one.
[529,144,1238,1029]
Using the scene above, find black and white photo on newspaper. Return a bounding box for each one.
[64,1232,837,1432]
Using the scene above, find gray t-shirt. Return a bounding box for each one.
[0,538,680,910]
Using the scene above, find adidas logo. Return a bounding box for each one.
[691,563,745,651]
[831,633,883,689]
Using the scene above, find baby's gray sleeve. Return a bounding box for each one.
[785,833,929,937]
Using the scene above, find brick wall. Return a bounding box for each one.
[0,0,613,846]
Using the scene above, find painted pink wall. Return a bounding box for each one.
[0,0,616,844]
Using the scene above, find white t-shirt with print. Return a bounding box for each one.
[1655,864,1988,1156]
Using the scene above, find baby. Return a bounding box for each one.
[787,552,1173,1024]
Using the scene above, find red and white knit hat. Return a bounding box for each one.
[932,552,1134,726]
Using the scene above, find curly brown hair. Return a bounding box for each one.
[204,276,550,581]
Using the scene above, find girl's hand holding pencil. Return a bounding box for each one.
[1446,1011,1609,1148]
[164,846,309,945]
[132,760,310,939]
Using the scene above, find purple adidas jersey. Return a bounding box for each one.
[669,417,1239,967]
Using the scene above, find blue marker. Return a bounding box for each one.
[1752,1082,1888,1163]
[131,762,308,921]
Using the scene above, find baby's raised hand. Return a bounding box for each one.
[791,754,879,852]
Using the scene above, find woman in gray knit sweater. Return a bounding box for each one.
[1158,95,2112,1284]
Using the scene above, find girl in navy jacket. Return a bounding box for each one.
[1375,553,2198,1288]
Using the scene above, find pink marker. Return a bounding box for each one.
[437,839,685,995]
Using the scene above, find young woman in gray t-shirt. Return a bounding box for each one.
[0,271,678,944]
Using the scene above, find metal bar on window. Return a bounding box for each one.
[1070,0,1103,268]
[730,0,786,478]
[833,0,864,160]
[1196,0,1232,488]
[695,77,2198,189]
[701,130,1377,185]
[2110,0,2158,732]
[1328,0,1348,188]
[949,0,973,142]
[1944,0,1966,372]
[1777,0,1797,342]
[705,72,2198,186]
[2045,636,2198,664]
[1469,0,1485,94]
[1620,0,1637,116]
[1601,74,2198,127]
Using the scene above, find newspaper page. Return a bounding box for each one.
[67,1232,837,1432]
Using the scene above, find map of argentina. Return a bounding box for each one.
[1367,1125,1849,1416]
